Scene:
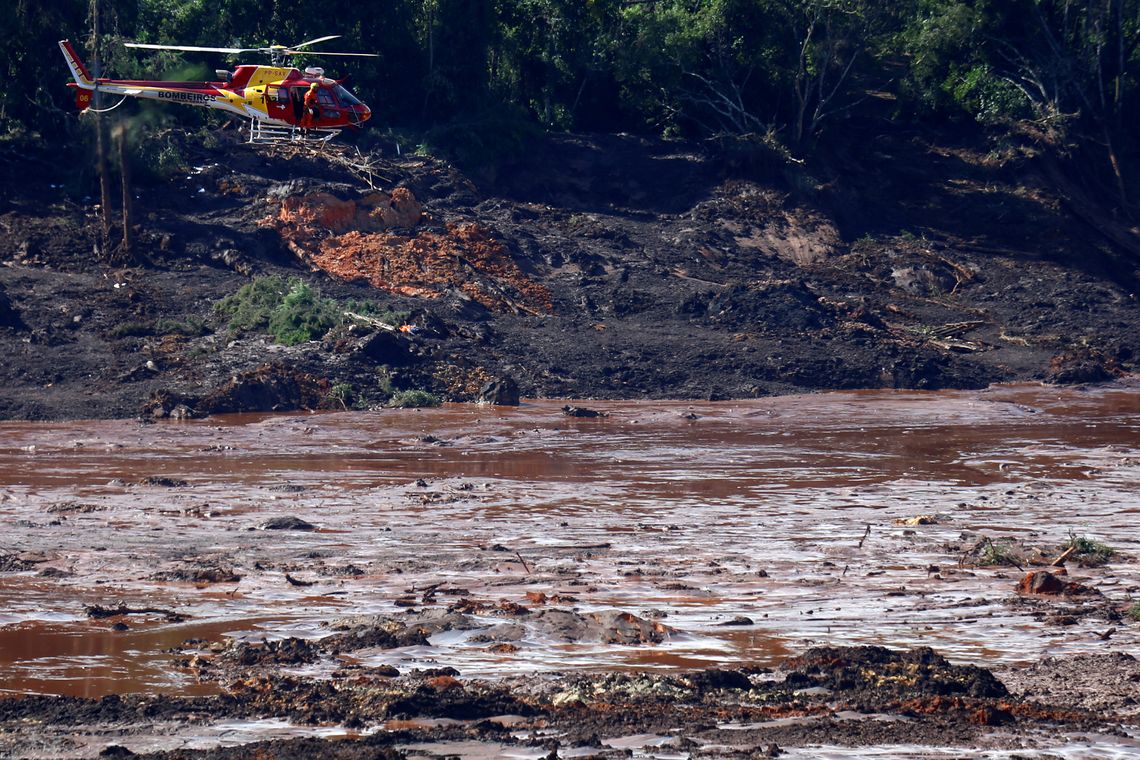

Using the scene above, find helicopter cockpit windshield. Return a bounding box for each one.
[333,84,361,106]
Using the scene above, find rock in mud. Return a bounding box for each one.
[197,363,328,414]
[483,609,674,645]
[141,391,201,420]
[1016,570,1101,596]
[782,645,1008,700]
[562,405,601,418]
[1044,346,1123,385]
[477,376,520,406]
[891,264,958,297]
[342,329,415,366]
[718,615,755,626]
[153,564,240,584]
[223,637,320,667]
[323,609,481,652]
[686,668,754,691]
[260,516,316,531]
[138,476,189,488]
[0,554,38,572]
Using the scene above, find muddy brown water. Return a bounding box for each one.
[1,383,1138,706]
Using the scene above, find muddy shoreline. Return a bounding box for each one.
[1,130,1137,421]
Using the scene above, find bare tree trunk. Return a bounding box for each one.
[96,120,112,253]
[422,0,435,114]
[115,123,134,261]
[92,0,113,260]
[1103,126,1129,212]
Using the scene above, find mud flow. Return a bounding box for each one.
[1,382,1139,756]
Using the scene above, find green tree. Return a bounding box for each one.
[900,0,1140,213]
[0,0,89,135]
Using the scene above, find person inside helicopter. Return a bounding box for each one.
[301,82,320,131]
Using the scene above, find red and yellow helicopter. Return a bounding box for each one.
[59,36,376,142]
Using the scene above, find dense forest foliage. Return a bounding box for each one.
[2,1,1139,211]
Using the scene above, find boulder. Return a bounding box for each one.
[478,377,520,406]
[353,330,414,366]
[1044,347,1122,385]
[198,364,327,414]
[1016,570,1101,596]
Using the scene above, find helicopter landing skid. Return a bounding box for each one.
[248,121,341,144]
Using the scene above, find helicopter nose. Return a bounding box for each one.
[351,104,373,124]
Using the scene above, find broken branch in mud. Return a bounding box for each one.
[514,551,532,574]
[84,603,187,622]
[1051,546,1076,567]
[858,524,871,548]
[343,311,398,331]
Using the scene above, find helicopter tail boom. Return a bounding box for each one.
[59,40,94,89]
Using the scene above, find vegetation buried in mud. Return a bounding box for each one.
[958,532,1123,570]
[1066,534,1115,566]
[214,276,395,346]
[387,389,442,408]
[977,537,1021,568]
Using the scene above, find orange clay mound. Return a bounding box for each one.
[265,188,552,315]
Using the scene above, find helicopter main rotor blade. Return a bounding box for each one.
[125,42,256,54]
[284,50,380,57]
[289,35,341,50]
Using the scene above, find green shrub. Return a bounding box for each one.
[326,383,354,410]
[215,276,291,333]
[215,276,342,345]
[110,317,208,339]
[376,366,395,396]
[153,317,208,337]
[109,321,155,338]
[1127,604,1140,622]
[266,281,341,346]
[387,389,441,408]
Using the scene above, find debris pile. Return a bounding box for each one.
[264,187,553,314]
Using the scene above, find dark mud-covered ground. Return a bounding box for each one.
[3,645,1138,759]
[0,127,1137,420]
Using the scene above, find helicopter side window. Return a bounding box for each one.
[317,90,336,106]
[266,86,288,107]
